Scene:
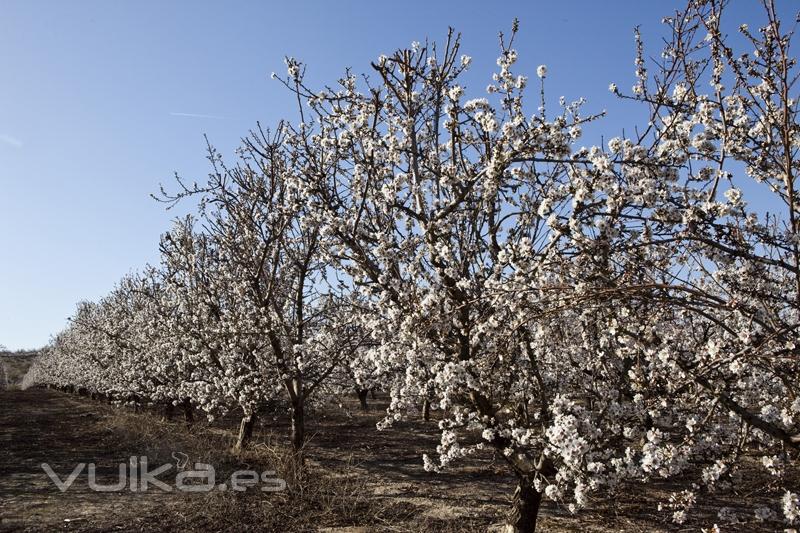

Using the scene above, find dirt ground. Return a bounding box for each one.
[0,388,787,532]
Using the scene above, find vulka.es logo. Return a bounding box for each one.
[41,455,286,492]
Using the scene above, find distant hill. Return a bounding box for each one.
[0,350,39,389]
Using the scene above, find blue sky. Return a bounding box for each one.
[0,1,775,349]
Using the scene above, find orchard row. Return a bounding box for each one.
[26,2,800,529]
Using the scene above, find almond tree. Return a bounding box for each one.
[276,25,684,530]
[160,129,359,455]
[599,0,800,524]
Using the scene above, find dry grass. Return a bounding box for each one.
[91,404,419,532]
[93,399,800,532]
[2,389,797,532]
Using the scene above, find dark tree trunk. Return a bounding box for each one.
[132,394,143,413]
[356,388,369,411]
[370,388,377,400]
[161,402,174,422]
[182,397,194,427]
[234,413,256,452]
[290,399,305,454]
[422,399,431,421]
[506,478,543,533]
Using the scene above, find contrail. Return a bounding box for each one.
[0,134,23,148]
[169,112,226,120]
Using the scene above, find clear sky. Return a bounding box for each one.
[0,1,776,349]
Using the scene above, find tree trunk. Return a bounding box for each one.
[161,402,174,422]
[182,398,194,427]
[290,398,305,454]
[234,413,256,452]
[506,478,543,533]
[132,394,143,413]
[356,388,369,411]
[370,388,377,400]
[422,399,431,421]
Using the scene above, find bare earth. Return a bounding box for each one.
[0,388,766,532]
